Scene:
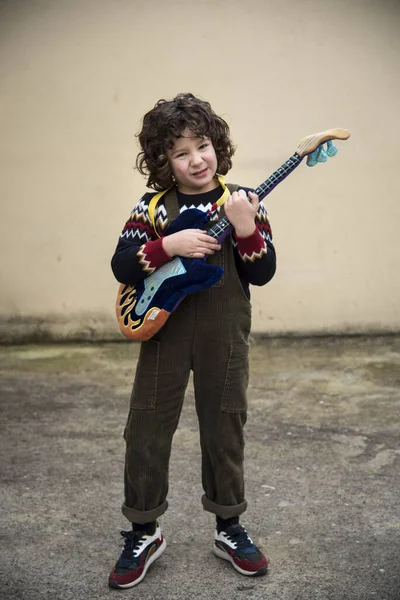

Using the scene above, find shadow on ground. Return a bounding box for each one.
[0,336,399,600]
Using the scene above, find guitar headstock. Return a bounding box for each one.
[296,128,350,167]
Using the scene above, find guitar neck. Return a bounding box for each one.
[254,152,303,200]
[208,152,303,240]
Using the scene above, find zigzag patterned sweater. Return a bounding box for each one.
[111,185,276,299]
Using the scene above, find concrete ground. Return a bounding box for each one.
[0,336,399,600]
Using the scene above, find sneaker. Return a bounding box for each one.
[213,523,268,576]
[108,524,166,589]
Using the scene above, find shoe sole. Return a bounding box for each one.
[213,546,268,577]
[109,538,167,589]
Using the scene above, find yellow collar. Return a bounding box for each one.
[214,174,230,207]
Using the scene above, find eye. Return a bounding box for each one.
[199,142,209,150]
[175,152,186,158]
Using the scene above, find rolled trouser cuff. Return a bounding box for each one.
[201,495,247,518]
[121,500,168,524]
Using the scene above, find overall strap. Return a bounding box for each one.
[226,182,239,194]
[164,187,181,222]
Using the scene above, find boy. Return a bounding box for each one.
[109,93,276,589]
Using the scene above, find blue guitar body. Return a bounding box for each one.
[116,208,225,341]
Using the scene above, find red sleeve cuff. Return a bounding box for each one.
[137,238,170,274]
[234,228,267,262]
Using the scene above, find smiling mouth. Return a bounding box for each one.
[192,168,208,177]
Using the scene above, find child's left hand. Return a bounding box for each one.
[224,190,259,238]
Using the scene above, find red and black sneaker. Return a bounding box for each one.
[213,523,268,576]
[108,524,166,589]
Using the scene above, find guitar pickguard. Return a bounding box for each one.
[136,258,187,316]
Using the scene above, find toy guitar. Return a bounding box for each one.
[116,128,350,341]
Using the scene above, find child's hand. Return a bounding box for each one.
[162,229,221,259]
[225,190,258,237]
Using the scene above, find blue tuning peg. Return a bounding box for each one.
[326,140,338,157]
[306,149,319,167]
[316,145,328,162]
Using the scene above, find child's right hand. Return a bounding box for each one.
[162,229,221,259]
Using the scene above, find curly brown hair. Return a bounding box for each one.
[135,93,235,191]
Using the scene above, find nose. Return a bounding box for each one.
[190,152,203,167]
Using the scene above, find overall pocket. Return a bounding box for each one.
[130,339,160,410]
[221,342,249,412]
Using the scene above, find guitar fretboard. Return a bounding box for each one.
[208,152,303,241]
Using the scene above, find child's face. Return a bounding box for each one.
[167,129,218,194]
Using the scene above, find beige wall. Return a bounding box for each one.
[1,0,400,341]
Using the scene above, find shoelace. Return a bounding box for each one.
[225,525,256,553]
[119,530,146,560]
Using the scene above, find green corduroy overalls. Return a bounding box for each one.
[122,184,251,524]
